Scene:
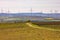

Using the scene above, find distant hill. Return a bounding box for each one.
[0,13,60,22]
[0,13,60,19]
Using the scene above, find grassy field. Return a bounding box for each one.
[0,22,60,40]
[0,22,27,29]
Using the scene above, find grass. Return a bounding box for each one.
[0,22,60,40]
[39,25,60,29]
[0,22,27,29]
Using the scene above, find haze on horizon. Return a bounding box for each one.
[0,0,60,13]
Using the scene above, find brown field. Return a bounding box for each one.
[32,22,60,30]
[0,22,60,40]
[32,21,60,25]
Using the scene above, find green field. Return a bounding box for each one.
[0,22,60,40]
[0,22,27,29]
[0,22,60,30]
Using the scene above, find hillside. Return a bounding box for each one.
[0,22,60,40]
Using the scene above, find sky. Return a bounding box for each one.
[0,0,60,13]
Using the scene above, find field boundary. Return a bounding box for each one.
[26,23,60,31]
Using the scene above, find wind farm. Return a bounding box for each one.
[0,9,60,40]
[0,9,60,23]
[0,0,60,40]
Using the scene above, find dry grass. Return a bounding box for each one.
[0,22,27,28]
[0,22,60,40]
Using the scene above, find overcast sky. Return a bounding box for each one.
[0,0,60,13]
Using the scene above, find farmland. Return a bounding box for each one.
[0,22,27,29]
[32,21,60,30]
[0,22,60,40]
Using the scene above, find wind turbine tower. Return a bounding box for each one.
[1,9,3,13]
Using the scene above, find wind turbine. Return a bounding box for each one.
[7,9,10,13]
[55,10,58,13]
[40,10,42,13]
[50,10,52,13]
[1,9,3,13]
[30,8,32,16]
